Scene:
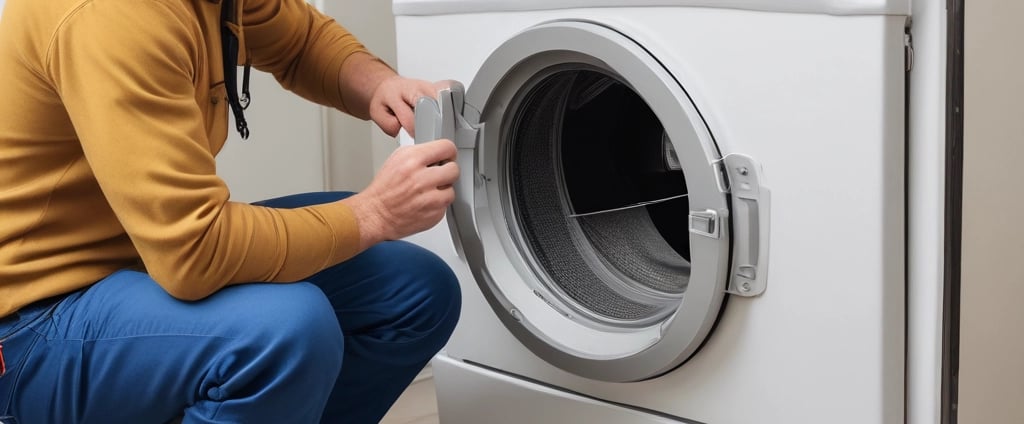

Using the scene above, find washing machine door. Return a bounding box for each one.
[415,20,769,383]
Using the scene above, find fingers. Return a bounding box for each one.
[370,78,449,138]
[392,100,417,138]
[410,138,458,167]
[369,90,419,138]
[372,106,402,137]
[403,80,440,104]
[349,135,462,245]
[387,141,458,205]
[394,80,441,138]
[422,159,460,189]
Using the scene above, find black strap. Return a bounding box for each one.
[221,0,251,139]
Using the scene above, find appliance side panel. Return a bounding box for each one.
[906,0,948,422]
[878,15,908,424]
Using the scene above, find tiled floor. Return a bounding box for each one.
[380,365,441,424]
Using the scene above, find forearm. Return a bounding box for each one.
[338,52,399,120]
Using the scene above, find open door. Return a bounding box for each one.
[415,21,770,383]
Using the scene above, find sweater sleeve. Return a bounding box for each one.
[241,0,372,113]
[47,0,361,300]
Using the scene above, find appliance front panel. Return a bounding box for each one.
[431,20,747,382]
[398,7,906,424]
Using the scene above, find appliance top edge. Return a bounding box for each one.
[392,0,911,17]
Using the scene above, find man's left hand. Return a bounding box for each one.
[368,76,442,138]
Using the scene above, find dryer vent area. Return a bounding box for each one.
[507,67,693,327]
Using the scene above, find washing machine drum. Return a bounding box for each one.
[510,70,691,326]
[416,21,769,383]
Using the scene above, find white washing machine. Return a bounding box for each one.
[395,1,909,423]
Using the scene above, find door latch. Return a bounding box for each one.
[719,154,771,297]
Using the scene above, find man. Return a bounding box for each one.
[0,0,461,422]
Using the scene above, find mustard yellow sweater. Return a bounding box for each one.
[0,0,371,316]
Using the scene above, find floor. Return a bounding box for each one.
[380,364,441,424]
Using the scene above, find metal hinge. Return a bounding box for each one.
[689,209,721,239]
[905,31,915,72]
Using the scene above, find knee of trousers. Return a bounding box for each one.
[376,242,462,360]
[225,283,345,378]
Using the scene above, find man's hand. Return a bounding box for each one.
[336,52,441,137]
[340,139,459,251]
[368,76,440,138]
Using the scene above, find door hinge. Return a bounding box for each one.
[905,32,915,72]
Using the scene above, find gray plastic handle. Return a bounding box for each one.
[414,81,466,145]
[414,96,442,144]
[413,82,480,260]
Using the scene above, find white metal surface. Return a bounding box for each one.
[906,0,948,422]
[398,5,908,424]
[393,0,910,16]
[433,355,687,424]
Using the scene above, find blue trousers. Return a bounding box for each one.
[0,192,461,423]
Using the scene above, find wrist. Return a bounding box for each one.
[338,52,398,119]
[339,194,389,251]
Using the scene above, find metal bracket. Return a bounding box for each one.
[720,154,771,297]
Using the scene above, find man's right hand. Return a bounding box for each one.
[340,139,459,251]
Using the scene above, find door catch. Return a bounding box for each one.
[722,154,771,297]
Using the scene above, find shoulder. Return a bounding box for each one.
[45,0,205,78]
[48,0,204,55]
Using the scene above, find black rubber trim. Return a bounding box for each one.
[942,0,964,422]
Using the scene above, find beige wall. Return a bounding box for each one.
[959,1,1024,422]
[322,1,401,192]
[216,70,326,202]
[217,1,399,201]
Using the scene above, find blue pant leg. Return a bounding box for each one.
[250,191,355,208]
[0,300,55,418]
[310,240,461,423]
[0,191,458,423]
[255,192,462,424]
[4,271,344,424]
